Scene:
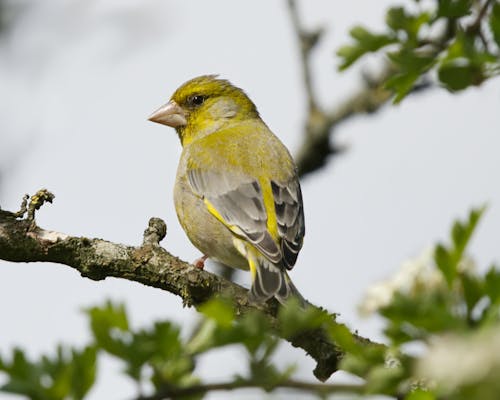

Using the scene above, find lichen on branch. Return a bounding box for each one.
[0,190,383,381]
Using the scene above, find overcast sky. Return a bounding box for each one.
[1,1,500,399]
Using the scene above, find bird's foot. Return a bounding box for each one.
[194,255,208,269]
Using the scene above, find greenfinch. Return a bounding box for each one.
[149,75,305,304]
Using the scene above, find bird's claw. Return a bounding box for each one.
[194,255,208,269]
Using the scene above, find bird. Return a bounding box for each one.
[148,75,305,304]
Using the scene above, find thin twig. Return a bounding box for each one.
[466,0,494,51]
[287,0,320,112]
[468,0,494,32]
[136,379,364,400]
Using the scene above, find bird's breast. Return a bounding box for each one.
[174,153,249,270]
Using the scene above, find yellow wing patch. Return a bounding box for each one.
[204,198,246,237]
[259,178,279,241]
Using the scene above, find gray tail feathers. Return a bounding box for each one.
[249,259,305,305]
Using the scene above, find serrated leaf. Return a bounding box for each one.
[337,26,396,70]
[337,45,367,70]
[386,7,431,42]
[126,321,183,380]
[0,345,97,400]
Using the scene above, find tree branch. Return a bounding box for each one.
[136,379,364,400]
[0,190,379,382]
[287,0,396,178]
[286,0,431,178]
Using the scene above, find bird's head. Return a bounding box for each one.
[149,75,259,145]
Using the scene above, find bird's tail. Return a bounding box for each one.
[248,257,305,305]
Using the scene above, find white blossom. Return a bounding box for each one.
[417,327,500,393]
[359,243,478,317]
[358,247,443,316]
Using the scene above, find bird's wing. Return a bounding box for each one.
[187,168,304,269]
[271,179,305,270]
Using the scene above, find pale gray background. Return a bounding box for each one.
[1,1,499,399]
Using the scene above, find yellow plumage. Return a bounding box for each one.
[149,75,305,303]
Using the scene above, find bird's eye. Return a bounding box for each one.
[188,95,206,107]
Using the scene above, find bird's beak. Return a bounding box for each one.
[148,100,187,127]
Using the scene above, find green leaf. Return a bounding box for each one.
[69,346,97,400]
[385,72,421,103]
[439,31,497,91]
[238,311,273,354]
[278,300,331,338]
[489,2,500,48]
[340,344,386,378]
[337,45,367,70]
[186,320,218,355]
[349,26,393,49]
[385,49,436,102]
[0,345,97,400]
[189,306,273,357]
[438,62,484,90]
[405,388,437,400]
[85,301,192,385]
[127,321,184,381]
[381,278,468,334]
[337,26,396,70]
[445,32,497,63]
[383,321,417,345]
[365,363,405,394]
[461,273,484,316]
[388,49,435,71]
[485,265,500,304]
[434,244,456,286]
[0,349,38,399]
[386,7,410,31]
[85,301,129,358]
[436,0,472,18]
[198,297,235,328]
[452,207,485,260]
[386,7,431,42]
[434,207,485,285]
[325,322,359,354]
